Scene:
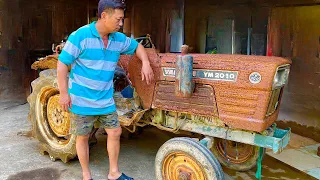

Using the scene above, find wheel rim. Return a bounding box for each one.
[214,139,254,164]
[47,94,70,137]
[162,151,206,180]
[37,87,71,146]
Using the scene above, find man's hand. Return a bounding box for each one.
[141,63,154,85]
[135,44,154,85]
[59,92,71,112]
[57,61,71,112]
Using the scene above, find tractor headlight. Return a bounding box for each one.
[272,65,290,89]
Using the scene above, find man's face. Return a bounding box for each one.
[101,9,124,33]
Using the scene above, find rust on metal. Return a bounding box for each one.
[31,54,72,71]
[31,55,59,70]
[118,54,132,73]
[119,48,291,132]
[160,53,290,90]
[116,47,290,133]
[214,139,255,164]
[155,53,291,133]
[153,82,218,117]
[181,44,189,55]
[118,109,148,127]
[37,86,72,146]
[178,171,191,180]
[47,94,70,137]
[175,55,194,98]
[162,152,205,180]
[120,48,161,109]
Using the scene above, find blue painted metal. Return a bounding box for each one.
[199,137,213,149]
[252,126,291,153]
[199,139,208,147]
[306,168,320,179]
[175,55,194,97]
[168,121,291,153]
[120,85,134,98]
[253,124,291,153]
[255,147,264,180]
[271,127,291,153]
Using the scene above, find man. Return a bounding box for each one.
[57,0,154,180]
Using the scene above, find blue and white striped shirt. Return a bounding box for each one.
[59,21,138,115]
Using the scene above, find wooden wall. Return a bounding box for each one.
[269,6,320,140]
[0,0,89,100]
[184,0,269,54]
[21,0,88,50]
[126,0,180,53]
[0,0,25,100]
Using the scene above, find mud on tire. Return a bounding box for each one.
[27,69,76,163]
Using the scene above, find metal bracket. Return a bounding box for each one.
[171,121,291,153]
[199,136,214,149]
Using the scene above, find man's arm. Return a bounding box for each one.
[57,30,82,111]
[57,61,71,111]
[135,43,154,85]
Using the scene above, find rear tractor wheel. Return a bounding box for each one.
[211,138,265,171]
[27,69,76,163]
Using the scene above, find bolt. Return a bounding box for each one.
[49,155,56,162]
[178,171,191,180]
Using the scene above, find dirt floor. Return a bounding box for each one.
[0,102,316,180]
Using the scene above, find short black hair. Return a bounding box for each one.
[98,0,126,18]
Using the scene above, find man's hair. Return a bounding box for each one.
[98,0,126,18]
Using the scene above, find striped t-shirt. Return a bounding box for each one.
[58,21,138,115]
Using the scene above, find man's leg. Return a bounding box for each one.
[77,134,92,180]
[70,113,95,180]
[105,127,122,179]
[98,112,125,179]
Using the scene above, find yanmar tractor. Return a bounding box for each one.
[28,36,291,180]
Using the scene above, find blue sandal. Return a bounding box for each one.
[109,173,134,180]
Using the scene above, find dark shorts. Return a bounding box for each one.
[69,112,120,136]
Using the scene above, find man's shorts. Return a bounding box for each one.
[69,112,120,136]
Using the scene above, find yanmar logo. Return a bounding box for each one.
[163,68,176,77]
[163,68,238,82]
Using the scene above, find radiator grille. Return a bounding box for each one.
[153,82,218,117]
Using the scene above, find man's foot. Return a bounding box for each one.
[108,171,122,180]
[108,173,133,180]
[83,172,92,180]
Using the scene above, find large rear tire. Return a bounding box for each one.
[27,69,76,163]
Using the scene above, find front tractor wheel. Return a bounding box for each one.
[27,70,77,163]
[155,137,224,180]
[211,138,265,171]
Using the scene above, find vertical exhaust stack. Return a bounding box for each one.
[175,45,195,98]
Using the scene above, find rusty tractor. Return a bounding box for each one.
[27,36,291,180]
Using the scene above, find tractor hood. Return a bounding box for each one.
[159,53,291,91]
